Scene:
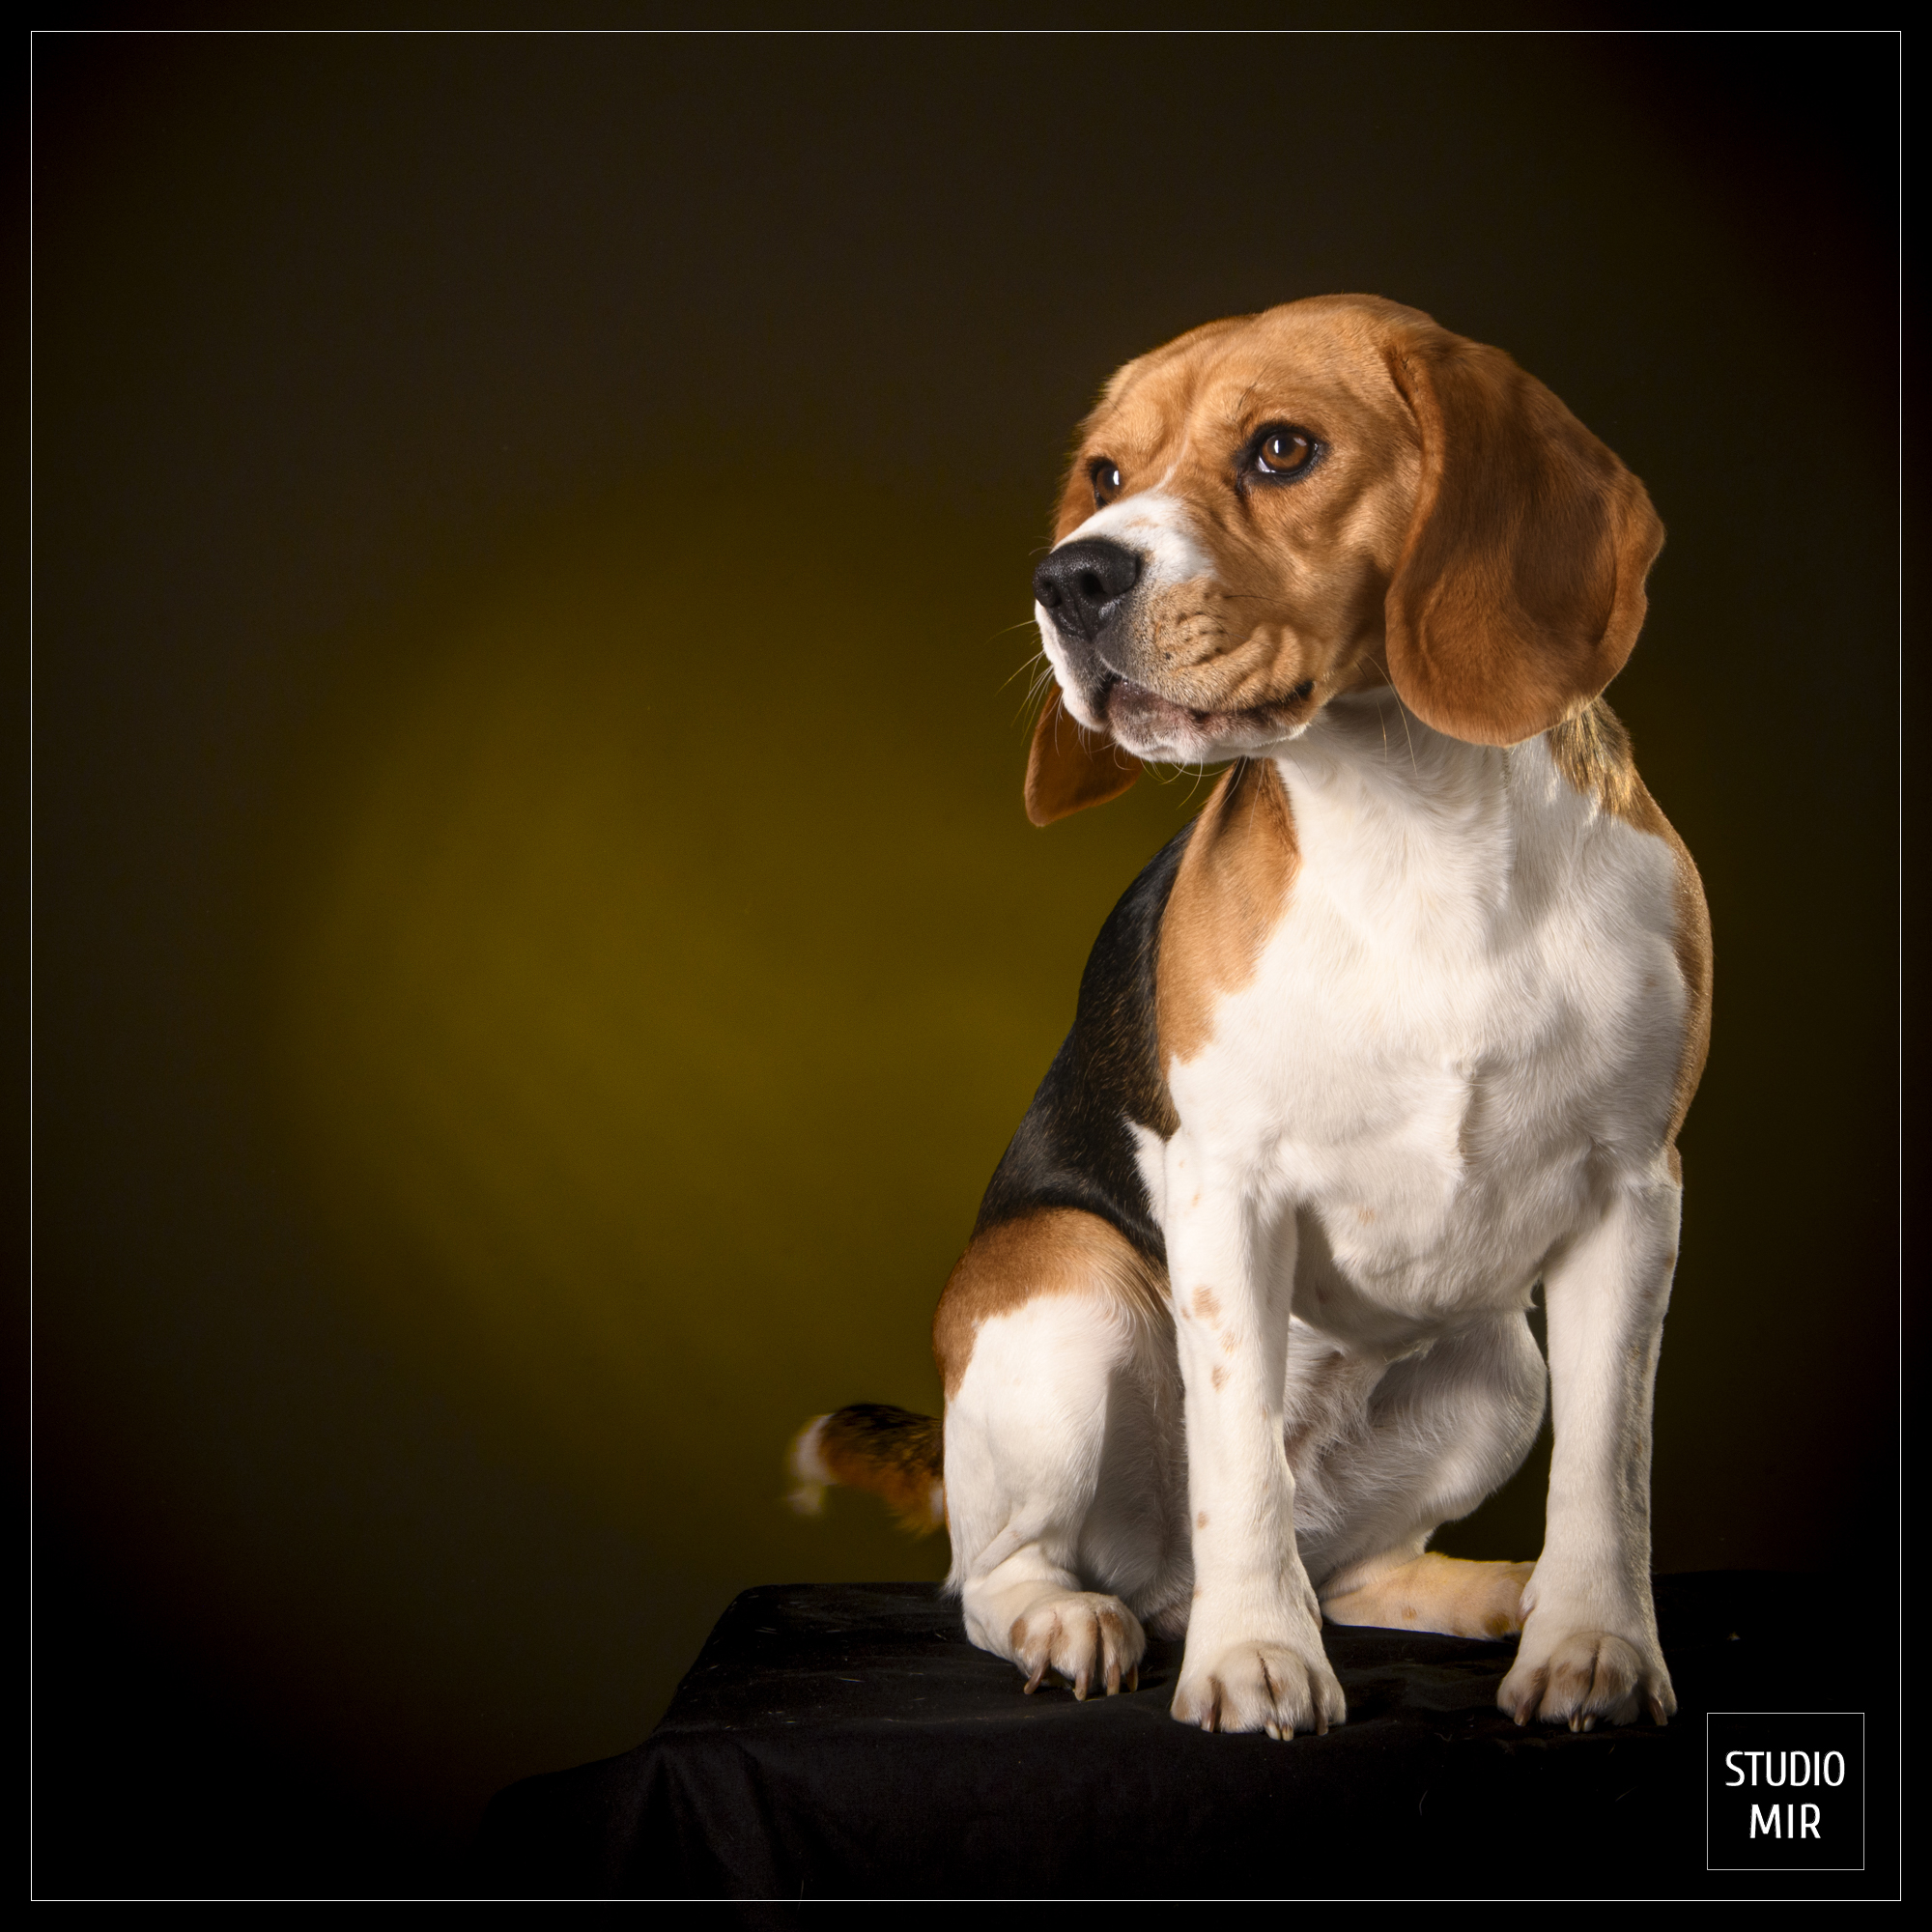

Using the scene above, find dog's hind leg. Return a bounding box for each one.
[1295,1311,1548,1638]
[936,1208,1184,1696]
[1321,1551,1538,1638]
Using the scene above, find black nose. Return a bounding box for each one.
[1032,539,1142,641]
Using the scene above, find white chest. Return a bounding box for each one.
[1153,716,1688,1333]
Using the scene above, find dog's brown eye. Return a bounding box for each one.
[1254,429,1316,478]
[1091,458,1122,506]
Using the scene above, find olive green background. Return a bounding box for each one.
[29,17,1896,1895]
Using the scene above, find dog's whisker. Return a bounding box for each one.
[1000,648,1050,696]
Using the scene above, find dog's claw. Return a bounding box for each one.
[1501,1631,1670,1731]
[1006,1592,1146,1708]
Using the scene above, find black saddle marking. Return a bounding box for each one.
[973,821,1192,1264]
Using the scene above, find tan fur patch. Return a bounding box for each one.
[1321,1551,1537,1639]
[1156,758,1298,1068]
[932,1208,1168,1400]
[1550,699,1713,1149]
[1548,698,1640,820]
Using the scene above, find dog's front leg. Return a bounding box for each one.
[1502,1177,1680,1729]
[1164,1135,1346,1737]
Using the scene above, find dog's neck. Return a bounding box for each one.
[1271,687,1542,948]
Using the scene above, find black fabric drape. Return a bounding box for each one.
[477,1573,1848,1901]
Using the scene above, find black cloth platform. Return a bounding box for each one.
[477,1574,1885,1901]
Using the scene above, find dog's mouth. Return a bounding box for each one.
[1094,671,1316,757]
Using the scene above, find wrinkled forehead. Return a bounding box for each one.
[1084,308,1407,466]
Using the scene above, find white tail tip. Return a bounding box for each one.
[786,1415,832,1517]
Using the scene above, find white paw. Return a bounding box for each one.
[1008,1592,1146,1699]
[1171,1636,1347,1738]
[1498,1626,1676,1730]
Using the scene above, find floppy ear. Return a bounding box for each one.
[1380,326,1664,746]
[1024,690,1141,825]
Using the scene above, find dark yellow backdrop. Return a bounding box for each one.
[30,18,1897,1895]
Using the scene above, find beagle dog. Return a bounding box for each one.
[792,294,1710,1739]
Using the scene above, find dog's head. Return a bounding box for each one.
[1024,295,1664,824]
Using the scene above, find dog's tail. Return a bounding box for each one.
[787,1404,945,1535]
